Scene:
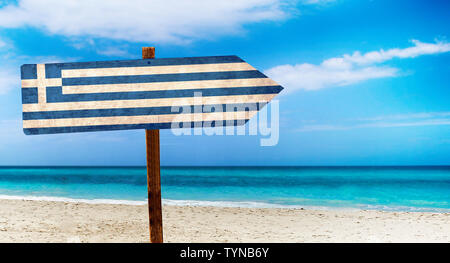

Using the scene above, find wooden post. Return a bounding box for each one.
[143,47,163,243]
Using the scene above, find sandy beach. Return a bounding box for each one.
[0,199,448,243]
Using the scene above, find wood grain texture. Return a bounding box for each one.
[146,129,163,243]
[142,47,155,60]
[20,49,283,135]
[143,47,163,243]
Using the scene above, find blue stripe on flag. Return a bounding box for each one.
[21,64,37,79]
[46,64,62,78]
[62,70,265,86]
[24,120,249,135]
[46,86,282,103]
[23,102,267,120]
[41,56,245,77]
[22,88,39,104]
[58,56,243,70]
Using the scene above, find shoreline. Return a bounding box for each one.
[0,198,449,242]
[0,194,449,213]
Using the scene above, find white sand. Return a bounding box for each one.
[0,199,449,242]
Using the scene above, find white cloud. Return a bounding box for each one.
[297,112,450,132]
[265,40,450,92]
[0,35,13,51]
[354,112,450,122]
[0,67,19,94]
[342,40,450,65]
[302,0,335,5]
[96,46,133,58]
[266,63,397,91]
[0,0,293,44]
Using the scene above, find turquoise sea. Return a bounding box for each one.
[0,166,449,212]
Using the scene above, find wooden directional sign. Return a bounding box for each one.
[20,48,283,243]
[20,56,283,135]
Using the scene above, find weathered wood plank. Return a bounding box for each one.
[20,49,283,135]
[143,47,163,244]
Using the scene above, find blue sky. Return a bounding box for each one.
[0,0,449,166]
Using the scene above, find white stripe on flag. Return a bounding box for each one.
[22,78,62,88]
[61,62,255,78]
[36,64,47,104]
[62,78,279,94]
[22,94,275,112]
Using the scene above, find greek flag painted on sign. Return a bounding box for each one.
[21,56,283,135]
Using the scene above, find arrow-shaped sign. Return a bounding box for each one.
[21,55,283,135]
[19,48,283,243]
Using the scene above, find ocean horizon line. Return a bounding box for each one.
[1,165,450,168]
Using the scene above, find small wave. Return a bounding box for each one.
[162,199,308,209]
[0,194,304,208]
[0,194,449,213]
[357,204,450,213]
[0,194,323,209]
